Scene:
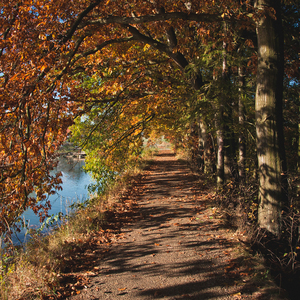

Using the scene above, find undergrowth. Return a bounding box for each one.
[215,175,300,300]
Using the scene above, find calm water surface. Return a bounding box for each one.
[13,157,93,244]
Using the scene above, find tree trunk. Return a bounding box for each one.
[298,96,300,173]
[222,35,236,183]
[216,104,224,189]
[238,65,246,182]
[197,117,205,172]
[224,104,236,183]
[255,0,287,237]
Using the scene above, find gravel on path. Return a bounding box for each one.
[68,151,286,300]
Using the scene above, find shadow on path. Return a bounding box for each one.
[68,152,286,300]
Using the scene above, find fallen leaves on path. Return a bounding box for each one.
[50,153,285,300]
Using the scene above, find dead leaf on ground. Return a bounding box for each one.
[232,292,242,299]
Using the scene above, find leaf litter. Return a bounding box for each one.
[54,151,287,300]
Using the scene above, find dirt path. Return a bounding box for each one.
[68,152,285,300]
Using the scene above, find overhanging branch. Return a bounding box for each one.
[83,12,223,27]
[126,25,203,89]
[62,0,104,43]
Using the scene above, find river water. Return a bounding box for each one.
[13,156,93,244]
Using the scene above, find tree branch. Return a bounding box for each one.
[107,113,155,154]
[70,36,136,66]
[83,12,223,27]
[125,25,203,89]
[62,0,104,43]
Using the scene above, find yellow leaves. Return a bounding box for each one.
[232,292,242,299]
[38,33,47,41]
[143,44,150,52]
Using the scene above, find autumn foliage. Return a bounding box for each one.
[0,0,299,237]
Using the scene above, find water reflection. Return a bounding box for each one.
[13,157,93,244]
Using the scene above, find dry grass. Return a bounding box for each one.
[0,162,144,300]
[1,251,52,300]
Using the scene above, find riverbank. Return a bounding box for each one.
[0,155,146,300]
[59,151,86,160]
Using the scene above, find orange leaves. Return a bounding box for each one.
[0,0,259,235]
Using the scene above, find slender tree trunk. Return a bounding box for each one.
[222,37,230,184]
[255,0,287,237]
[224,104,236,183]
[222,35,236,183]
[197,117,206,172]
[216,104,224,189]
[199,118,214,174]
[215,36,228,189]
[238,65,246,182]
[189,120,199,170]
[298,96,300,173]
[197,118,215,174]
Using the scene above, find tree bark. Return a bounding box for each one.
[216,103,224,189]
[238,65,246,182]
[196,117,205,172]
[222,38,231,184]
[222,34,236,184]
[298,96,300,173]
[255,0,287,237]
